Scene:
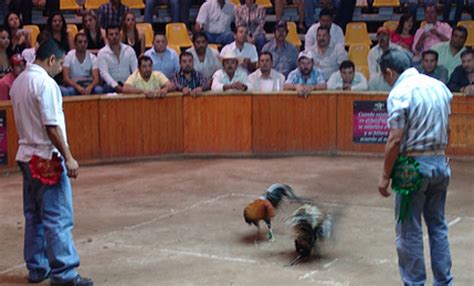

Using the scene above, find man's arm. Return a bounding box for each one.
[378,128,404,197]
[46,125,78,178]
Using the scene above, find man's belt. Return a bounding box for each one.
[404,150,445,157]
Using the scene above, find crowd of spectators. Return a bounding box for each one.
[0,0,474,100]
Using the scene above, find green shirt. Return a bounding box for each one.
[431,42,466,78]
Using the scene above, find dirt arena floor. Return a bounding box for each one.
[0,155,473,286]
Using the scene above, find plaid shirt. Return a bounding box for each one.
[97,3,129,29]
[235,4,266,36]
[171,70,209,91]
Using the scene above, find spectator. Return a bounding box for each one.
[144,33,179,79]
[220,25,258,74]
[121,12,145,58]
[333,0,356,31]
[0,28,11,78]
[123,55,173,98]
[4,12,31,57]
[447,49,474,95]
[235,0,266,52]
[186,32,222,79]
[284,51,326,97]
[211,50,248,92]
[171,52,209,96]
[412,5,452,61]
[247,51,285,92]
[391,13,416,54]
[307,26,348,81]
[8,0,58,25]
[144,0,192,25]
[443,0,464,26]
[22,31,51,63]
[261,20,298,78]
[274,0,305,32]
[305,8,344,50]
[417,50,448,84]
[304,0,338,30]
[46,12,72,52]
[98,26,138,93]
[97,0,129,30]
[61,33,103,96]
[0,54,26,100]
[195,0,235,46]
[327,60,368,91]
[80,10,106,52]
[432,26,468,79]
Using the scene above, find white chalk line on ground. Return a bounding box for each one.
[423,217,462,240]
[159,249,258,264]
[0,263,24,275]
[298,258,339,281]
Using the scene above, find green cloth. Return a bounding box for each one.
[431,42,466,79]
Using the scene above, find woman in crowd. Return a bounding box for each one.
[0,28,11,78]
[391,13,416,53]
[235,0,267,52]
[46,12,72,52]
[4,12,31,57]
[121,12,145,58]
[80,9,106,52]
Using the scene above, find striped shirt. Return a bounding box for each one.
[387,68,453,153]
[171,70,209,91]
[97,3,129,29]
[286,67,325,86]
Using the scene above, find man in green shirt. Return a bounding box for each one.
[431,26,467,78]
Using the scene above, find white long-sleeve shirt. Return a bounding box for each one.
[98,43,138,88]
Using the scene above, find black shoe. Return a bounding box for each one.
[50,275,93,286]
[27,271,50,283]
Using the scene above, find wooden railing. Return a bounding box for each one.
[1,91,473,171]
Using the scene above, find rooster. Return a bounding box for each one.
[287,204,332,266]
[243,183,304,241]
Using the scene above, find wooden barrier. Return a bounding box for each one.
[1,92,473,172]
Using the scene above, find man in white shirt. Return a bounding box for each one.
[144,33,180,79]
[220,25,258,74]
[305,8,345,50]
[247,52,285,92]
[9,38,93,286]
[308,26,348,82]
[195,0,235,46]
[211,50,248,92]
[186,31,222,79]
[61,33,102,96]
[98,26,138,93]
[327,60,368,91]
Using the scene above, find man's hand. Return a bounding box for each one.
[378,177,391,197]
[342,83,352,90]
[114,85,123,93]
[233,82,247,91]
[144,90,155,98]
[464,84,474,96]
[85,85,94,95]
[157,88,167,98]
[182,87,192,96]
[190,87,203,97]
[76,86,87,95]
[65,157,79,179]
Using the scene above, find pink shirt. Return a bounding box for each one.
[391,32,414,50]
[0,72,16,100]
[412,21,452,53]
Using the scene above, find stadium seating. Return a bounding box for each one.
[122,0,145,9]
[166,23,193,49]
[383,20,399,32]
[373,0,399,7]
[256,0,272,8]
[137,23,154,48]
[60,0,80,10]
[286,22,302,48]
[229,0,240,6]
[208,44,219,51]
[345,22,372,46]
[67,24,79,40]
[23,25,40,47]
[348,44,370,66]
[458,20,474,47]
[168,44,181,55]
[85,0,107,10]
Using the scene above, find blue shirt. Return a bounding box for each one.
[285,67,325,85]
[144,47,180,79]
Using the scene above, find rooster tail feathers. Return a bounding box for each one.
[316,214,333,241]
[265,183,307,208]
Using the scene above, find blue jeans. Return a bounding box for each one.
[18,160,80,284]
[60,85,104,96]
[254,33,267,54]
[144,0,191,24]
[205,31,234,46]
[395,156,452,286]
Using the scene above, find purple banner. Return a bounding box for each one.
[0,110,6,165]
[353,101,389,144]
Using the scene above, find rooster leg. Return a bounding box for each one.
[264,219,274,241]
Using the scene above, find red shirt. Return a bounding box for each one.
[391,32,414,50]
[0,72,16,100]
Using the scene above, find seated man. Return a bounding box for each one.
[98,26,138,93]
[61,33,102,96]
[305,8,344,50]
[97,0,129,29]
[0,54,26,100]
[247,52,285,92]
[195,0,235,46]
[431,26,468,79]
[186,32,222,79]
[123,55,174,98]
[211,50,248,92]
[171,52,209,96]
[447,49,474,95]
[220,25,258,74]
[327,60,368,91]
[417,50,448,84]
[284,51,326,97]
[144,33,180,79]
[261,20,298,78]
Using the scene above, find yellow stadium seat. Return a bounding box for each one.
[166,23,193,49]
[355,65,369,80]
[256,0,272,8]
[348,44,370,67]
[208,44,219,52]
[458,20,474,46]
[286,22,302,48]
[122,0,145,9]
[137,23,154,48]
[85,0,107,10]
[229,0,240,6]
[373,0,400,7]
[67,24,79,39]
[345,22,371,46]
[60,0,80,10]
[383,20,399,32]
[23,25,40,47]
[168,44,181,55]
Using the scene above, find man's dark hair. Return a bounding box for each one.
[192,31,208,43]
[339,60,355,71]
[453,25,468,39]
[461,48,474,58]
[153,32,166,39]
[74,32,87,43]
[422,50,439,61]
[259,51,273,62]
[138,55,153,67]
[317,26,330,35]
[319,8,334,18]
[106,25,120,34]
[379,49,411,75]
[36,31,52,46]
[180,51,193,61]
[35,38,65,61]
